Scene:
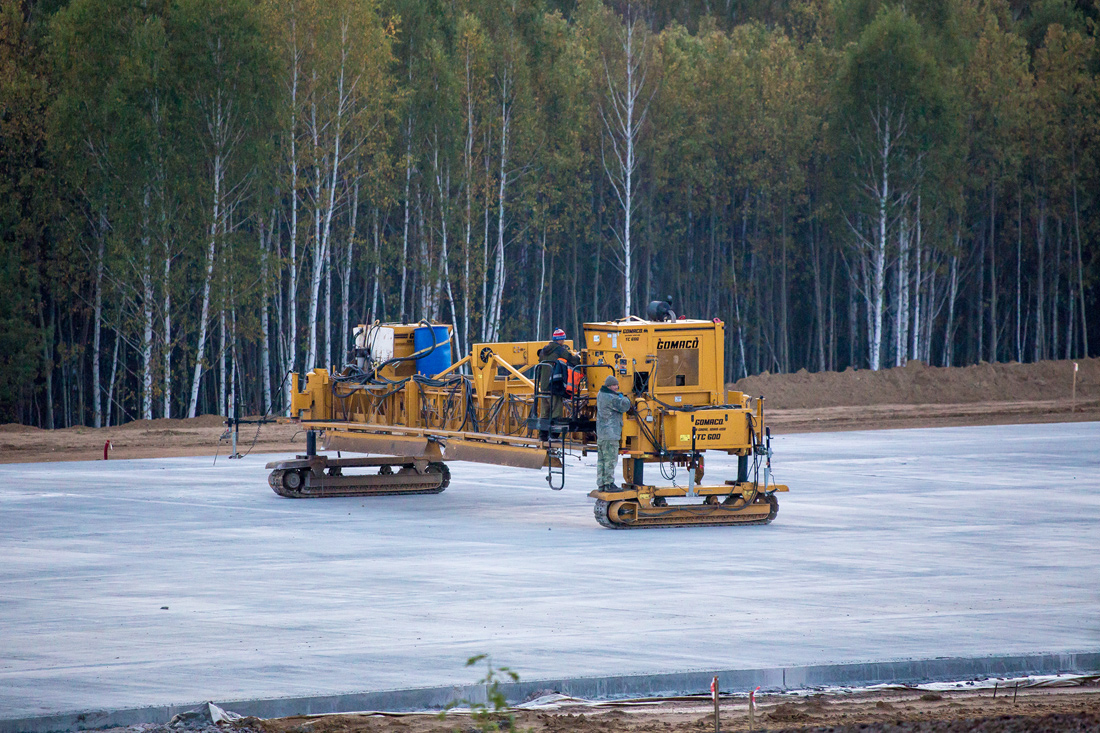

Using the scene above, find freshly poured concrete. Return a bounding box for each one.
[1,422,1098,721]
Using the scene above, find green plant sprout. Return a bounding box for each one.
[440,654,521,733]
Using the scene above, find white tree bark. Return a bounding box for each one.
[486,76,510,342]
[480,125,492,341]
[106,318,121,427]
[416,184,431,319]
[141,186,154,420]
[989,183,997,362]
[186,33,241,418]
[434,147,462,355]
[324,228,332,368]
[260,211,273,414]
[371,207,381,318]
[943,245,960,367]
[462,38,476,357]
[870,114,890,372]
[400,118,412,323]
[1016,186,1023,362]
[910,196,922,361]
[895,214,909,367]
[535,227,546,341]
[218,303,227,415]
[1034,198,1046,361]
[598,13,650,318]
[187,148,222,419]
[92,212,105,428]
[845,104,910,372]
[306,24,352,370]
[160,203,172,419]
[284,15,301,414]
[341,175,359,365]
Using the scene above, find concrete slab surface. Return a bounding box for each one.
[1,422,1098,722]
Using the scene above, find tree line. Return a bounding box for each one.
[0,0,1096,427]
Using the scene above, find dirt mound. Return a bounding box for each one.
[730,358,1098,410]
[0,423,41,433]
[764,702,814,722]
[114,414,228,430]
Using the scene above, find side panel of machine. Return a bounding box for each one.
[661,408,752,452]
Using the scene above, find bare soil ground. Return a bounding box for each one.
[240,683,1100,733]
[2,358,1096,464]
[732,357,1100,433]
[0,415,304,464]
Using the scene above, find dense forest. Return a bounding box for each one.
[0,0,1097,426]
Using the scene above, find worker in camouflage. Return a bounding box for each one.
[537,328,580,439]
[596,374,632,490]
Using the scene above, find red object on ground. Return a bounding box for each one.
[103,440,112,460]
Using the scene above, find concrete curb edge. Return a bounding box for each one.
[4,651,1098,733]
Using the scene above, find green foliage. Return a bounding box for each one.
[440,655,521,733]
[1,0,1099,423]
[0,0,48,419]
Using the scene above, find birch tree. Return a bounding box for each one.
[597,4,652,318]
[174,0,272,417]
[839,7,943,370]
[299,0,394,371]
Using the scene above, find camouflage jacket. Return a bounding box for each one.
[596,386,632,442]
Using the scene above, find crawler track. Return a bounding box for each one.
[269,462,450,498]
[593,493,778,529]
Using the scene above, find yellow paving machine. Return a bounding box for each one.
[267,302,788,528]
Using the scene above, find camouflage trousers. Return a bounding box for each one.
[597,440,619,489]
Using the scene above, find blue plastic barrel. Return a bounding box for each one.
[413,325,452,376]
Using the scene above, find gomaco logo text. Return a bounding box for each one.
[657,337,699,350]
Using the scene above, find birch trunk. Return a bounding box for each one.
[106,319,121,427]
[434,150,462,355]
[371,208,381,318]
[869,115,889,372]
[260,212,272,414]
[895,214,908,367]
[324,232,332,368]
[1034,198,1045,361]
[481,125,491,340]
[811,220,825,372]
[187,149,221,418]
[342,176,359,366]
[93,212,105,428]
[284,20,300,414]
[218,305,226,415]
[306,32,349,370]
[141,187,154,420]
[161,207,172,419]
[989,183,997,362]
[462,43,475,356]
[486,73,511,342]
[943,245,959,367]
[1072,171,1087,357]
[400,119,412,322]
[535,227,546,341]
[1016,182,1023,362]
[599,16,649,318]
[38,298,53,429]
[910,197,922,361]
